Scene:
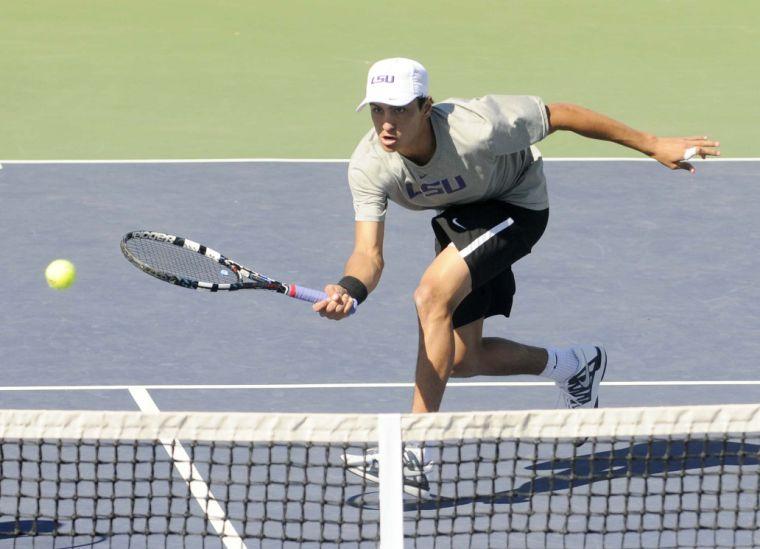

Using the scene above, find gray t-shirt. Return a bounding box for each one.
[348,95,550,222]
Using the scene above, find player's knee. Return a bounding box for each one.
[450,360,475,378]
[413,282,453,320]
[450,351,480,378]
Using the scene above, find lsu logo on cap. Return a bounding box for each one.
[371,75,395,85]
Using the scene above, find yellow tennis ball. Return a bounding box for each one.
[45,259,77,289]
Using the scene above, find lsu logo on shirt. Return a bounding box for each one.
[405,175,466,199]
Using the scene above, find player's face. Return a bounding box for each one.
[369,99,432,157]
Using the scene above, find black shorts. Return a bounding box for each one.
[432,201,549,329]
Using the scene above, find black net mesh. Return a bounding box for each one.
[0,407,758,548]
[406,435,759,548]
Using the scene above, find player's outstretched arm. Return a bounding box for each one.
[314,221,385,320]
[545,103,720,173]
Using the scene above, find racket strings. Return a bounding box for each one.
[125,238,237,285]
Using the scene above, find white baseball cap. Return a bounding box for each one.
[356,58,429,112]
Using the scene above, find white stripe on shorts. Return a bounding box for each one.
[457,217,515,258]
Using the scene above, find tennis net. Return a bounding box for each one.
[0,403,758,548]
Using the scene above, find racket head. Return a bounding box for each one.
[120,231,281,292]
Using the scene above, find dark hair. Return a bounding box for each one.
[416,96,431,109]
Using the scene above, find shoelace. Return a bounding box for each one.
[402,449,434,477]
[558,365,593,408]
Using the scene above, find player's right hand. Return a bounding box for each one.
[313,284,355,320]
[650,135,720,173]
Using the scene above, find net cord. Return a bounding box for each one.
[1,403,758,443]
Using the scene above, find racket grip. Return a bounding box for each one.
[288,285,358,315]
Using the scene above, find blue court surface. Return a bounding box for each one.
[0,159,758,548]
[0,159,757,413]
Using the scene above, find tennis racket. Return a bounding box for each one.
[120,231,357,314]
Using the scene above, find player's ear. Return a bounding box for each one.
[422,97,433,118]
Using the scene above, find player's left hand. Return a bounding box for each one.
[650,136,720,174]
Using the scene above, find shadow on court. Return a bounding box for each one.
[0,519,58,539]
[346,438,760,511]
[0,520,108,546]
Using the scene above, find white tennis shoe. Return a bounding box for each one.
[342,446,432,498]
[557,344,607,410]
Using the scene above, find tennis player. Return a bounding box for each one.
[319,58,720,493]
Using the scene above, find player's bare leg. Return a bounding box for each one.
[450,317,607,419]
[411,245,472,413]
[450,319,547,378]
[410,244,606,414]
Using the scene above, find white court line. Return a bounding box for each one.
[128,387,246,549]
[546,157,758,162]
[0,158,348,164]
[1,380,759,392]
[0,157,757,164]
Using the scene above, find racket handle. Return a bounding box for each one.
[288,285,358,315]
